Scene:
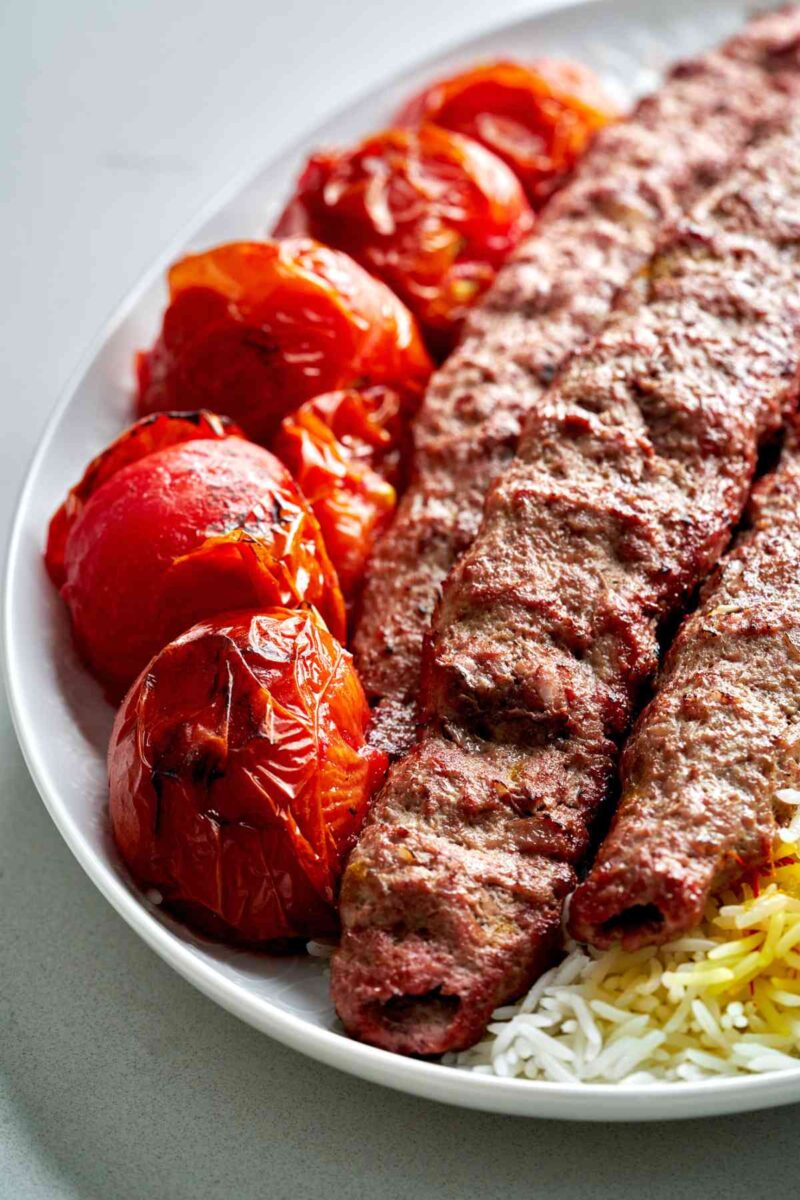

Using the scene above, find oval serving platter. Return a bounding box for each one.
[6,0,799,1121]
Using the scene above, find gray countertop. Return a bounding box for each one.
[2,2,798,1195]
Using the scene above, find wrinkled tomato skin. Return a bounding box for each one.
[137,239,432,444]
[45,410,240,589]
[108,609,388,945]
[273,390,398,603]
[286,385,409,485]
[54,429,344,700]
[395,60,617,208]
[274,127,534,354]
[292,387,404,467]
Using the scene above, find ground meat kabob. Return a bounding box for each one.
[350,4,800,757]
[332,109,800,1056]
[570,422,800,950]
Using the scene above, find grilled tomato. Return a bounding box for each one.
[45,410,237,589]
[274,126,533,353]
[273,389,400,603]
[136,239,432,444]
[396,60,616,207]
[109,609,388,945]
[47,414,344,700]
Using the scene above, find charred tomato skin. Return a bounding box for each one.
[395,59,616,208]
[108,609,388,945]
[274,126,534,354]
[136,239,432,444]
[50,422,344,701]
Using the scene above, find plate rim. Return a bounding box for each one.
[6,0,800,1121]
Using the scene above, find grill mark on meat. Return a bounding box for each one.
[353,8,800,760]
[569,419,800,950]
[332,107,800,1057]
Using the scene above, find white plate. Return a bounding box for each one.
[6,0,799,1121]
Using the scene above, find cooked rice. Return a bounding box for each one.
[443,840,800,1083]
[306,939,337,959]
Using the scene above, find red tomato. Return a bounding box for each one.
[274,126,534,353]
[136,239,433,444]
[48,415,345,700]
[396,60,617,208]
[273,390,399,603]
[108,609,388,945]
[45,410,239,589]
[285,387,406,475]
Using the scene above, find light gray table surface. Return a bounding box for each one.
[2,1,799,1196]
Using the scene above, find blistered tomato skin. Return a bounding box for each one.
[273,390,399,603]
[52,425,345,700]
[274,127,534,354]
[136,239,433,444]
[45,410,241,589]
[109,609,388,945]
[396,60,617,208]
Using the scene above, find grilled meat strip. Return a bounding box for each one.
[353,5,800,759]
[569,424,800,950]
[332,115,800,1056]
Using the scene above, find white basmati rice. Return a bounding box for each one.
[306,939,336,959]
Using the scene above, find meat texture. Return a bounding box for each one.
[569,425,800,950]
[332,113,800,1056]
[353,5,800,758]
